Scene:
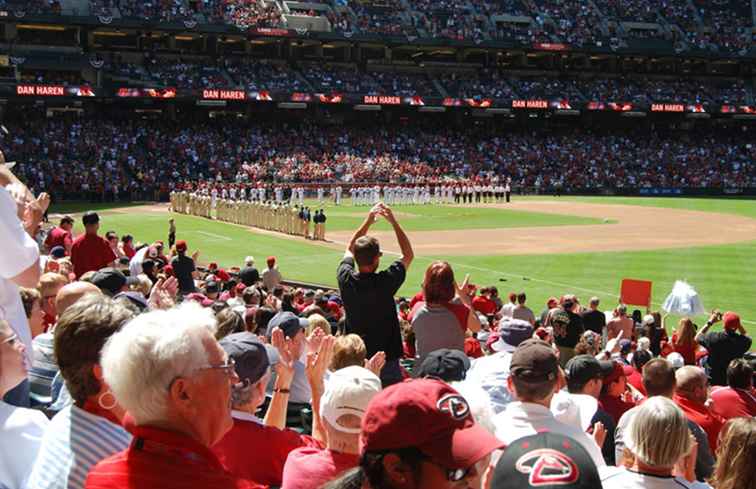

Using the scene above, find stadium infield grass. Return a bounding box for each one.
[53,196,756,335]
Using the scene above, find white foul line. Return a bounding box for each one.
[194,230,232,241]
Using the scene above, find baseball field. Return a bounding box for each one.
[51,196,756,336]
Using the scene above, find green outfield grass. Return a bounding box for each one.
[54,197,756,335]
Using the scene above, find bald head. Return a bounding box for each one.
[55,282,102,317]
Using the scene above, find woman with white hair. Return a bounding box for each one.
[600,396,710,488]
[84,302,264,489]
[0,319,49,489]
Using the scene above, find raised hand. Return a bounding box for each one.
[306,334,335,388]
[592,422,607,448]
[271,327,296,384]
[365,351,386,376]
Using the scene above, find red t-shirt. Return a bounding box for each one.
[710,387,756,420]
[71,233,117,278]
[671,334,697,365]
[122,243,136,259]
[674,394,726,452]
[281,447,359,489]
[44,226,72,252]
[599,394,637,424]
[625,368,646,397]
[212,415,323,487]
[472,296,497,316]
[85,425,264,489]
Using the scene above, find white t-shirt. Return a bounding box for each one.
[600,467,712,489]
[0,187,39,365]
[128,246,150,277]
[493,401,606,468]
[0,400,49,489]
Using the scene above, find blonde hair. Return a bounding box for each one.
[331,334,367,371]
[711,417,756,489]
[38,272,68,297]
[625,396,692,467]
[131,274,153,297]
[307,314,331,337]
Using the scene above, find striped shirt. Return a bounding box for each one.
[27,405,131,489]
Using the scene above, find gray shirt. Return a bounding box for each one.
[411,303,465,362]
[512,305,536,325]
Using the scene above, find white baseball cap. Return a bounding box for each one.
[320,366,382,434]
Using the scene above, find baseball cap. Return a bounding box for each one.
[666,352,685,370]
[641,314,655,327]
[602,361,634,385]
[550,310,570,326]
[216,269,231,282]
[50,246,66,259]
[91,268,138,296]
[219,332,270,386]
[175,240,187,252]
[267,311,309,339]
[321,366,382,434]
[82,211,100,226]
[414,349,471,382]
[267,256,276,266]
[185,292,214,308]
[565,355,614,386]
[490,432,601,489]
[510,339,559,382]
[205,281,220,294]
[360,379,504,469]
[492,319,534,353]
[723,311,741,331]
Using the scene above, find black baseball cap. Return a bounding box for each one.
[510,339,559,382]
[267,311,309,339]
[91,268,138,296]
[414,349,471,382]
[491,432,602,489]
[82,211,100,226]
[565,355,614,386]
[219,332,270,386]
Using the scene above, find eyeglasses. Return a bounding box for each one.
[197,357,237,377]
[1,333,19,346]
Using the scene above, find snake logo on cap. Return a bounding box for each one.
[515,448,579,486]
[436,394,470,420]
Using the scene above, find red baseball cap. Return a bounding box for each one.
[175,240,187,252]
[602,361,634,386]
[360,379,504,469]
[216,269,231,282]
[723,311,741,331]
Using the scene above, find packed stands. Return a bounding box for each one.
[225,59,308,92]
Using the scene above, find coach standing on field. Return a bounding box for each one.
[337,203,413,387]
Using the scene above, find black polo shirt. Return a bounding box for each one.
[581,309,606,335]
[698,330,752,385]
[337,256,406,360]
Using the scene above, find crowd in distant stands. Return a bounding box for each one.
[1,159,755,489]
[4,114,755,204]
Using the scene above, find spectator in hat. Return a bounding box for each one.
[27,294,134,489]
[607,305,634,341]
[709,417,756,489]
[490,318,534,353]
[49,246,66,260]
[413,348,470,382]
[627,349,651,396]
[171,240,197,295]
[695,311,752,386]
[71,212,116,280]
[549,307,582,367]
[410,261,480,363]
[581,296,606,335]
[326,379,502,489]
[492,339,606,468]
[337,204,413,387]
[641,312,667,357]
[564,354,617,465]
[601,397,701,488]
[614,358,715,481]
[265,311,312,404]
[674,366,725,453]
[599,361,640,424]
[512,292,535,326]
[91,268,139,297]
[85,302,264,489]
[44,215,74,255]
[239,256,260,287]
[710,358,756,419]
[262,256,282,291]
[204,280,220,301]
[282,366,382,489]
[491,433,603,489]
[212,331,329,487]
[671,318,699,366]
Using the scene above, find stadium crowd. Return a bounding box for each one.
[1,158,754,489]
[5,115,755,204]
